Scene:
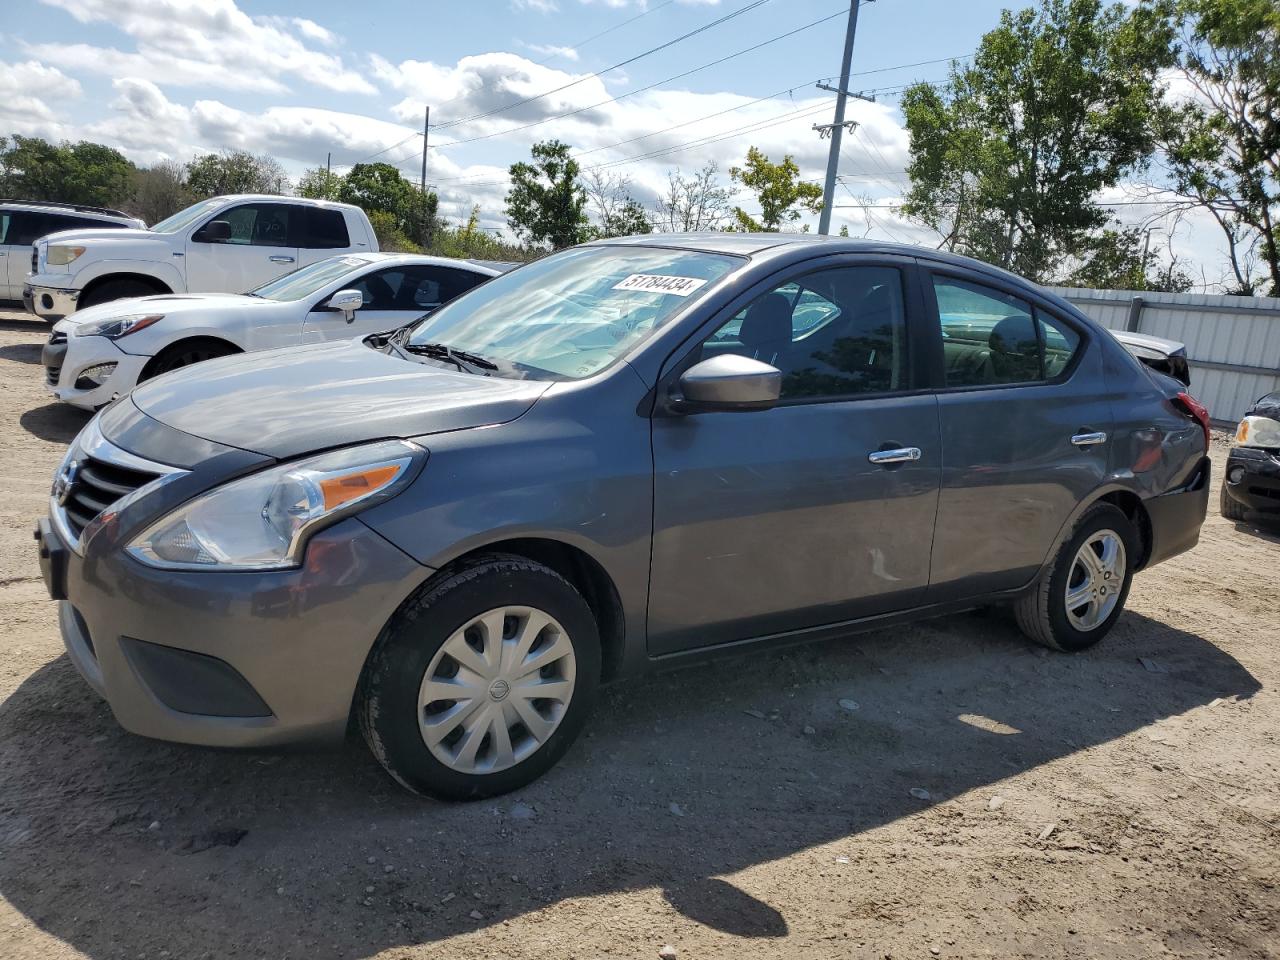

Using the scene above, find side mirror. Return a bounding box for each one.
[672,354,781,413]
[327,288,364,323]
[195,219,232,243]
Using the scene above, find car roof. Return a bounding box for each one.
[0,198,138,221]
[326,252,506,274]
[589,233,1080,315]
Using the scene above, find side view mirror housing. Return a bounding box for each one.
[327,288,365,323]
[670,354,782,414]
[195,219,232,243]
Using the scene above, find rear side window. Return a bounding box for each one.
[931,276,1080,387]
[294,208,350,249]
[3,211,125,245]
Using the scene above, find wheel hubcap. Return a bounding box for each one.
[418,606,576,774]
[1064,530,1127,632]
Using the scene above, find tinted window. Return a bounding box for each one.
[0,213,10,245]
[350,266,486,311]
[933,277,1037,386]
[3,211,126,245]
[1039,312,1080,377]
[204,203,292,247]
[702,265,908,399]
[295,208,350,249]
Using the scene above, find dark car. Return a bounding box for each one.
[1221,391,1280,522]
[34,234,1212,800]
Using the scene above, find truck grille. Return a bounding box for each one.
[45,331,66,385]
[31,245,38,275]
[56,456,158,539]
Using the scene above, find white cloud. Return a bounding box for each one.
[512,0,559,12]
[526,43,580,62]
[0,60,82,132]
[291,17,337,46]
[35,0,375,94]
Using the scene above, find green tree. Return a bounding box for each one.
[186,150,288,197]
[1061,226,1193,291]
[336,162,436,246]
[505,140,589,249]
[583,170,652,238]
[295,166,343,200]
[1158,0,1280,294]
[129,159,191,224]
[0,135,134,207]
[729,147,823,231]
[900,0,1177,281]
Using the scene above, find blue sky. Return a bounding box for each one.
[0,0,1223,280]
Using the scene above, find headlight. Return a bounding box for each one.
[75,314,165,339]
[1235,415,1280,449]
[126,440,426,571]
[46,245,86,266]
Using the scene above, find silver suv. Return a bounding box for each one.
[0,200,143,305]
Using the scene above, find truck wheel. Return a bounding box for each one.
[1219,485,1248,522]
[145,339,238,378]
[359,556,600,801]
[79,278,162,309]
[1014,503,1138,652]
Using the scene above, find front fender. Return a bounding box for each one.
[70,257,185,294]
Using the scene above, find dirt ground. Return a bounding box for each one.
[0,310,1276,960]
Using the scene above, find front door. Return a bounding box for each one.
[303,264,491,342]
[648,259,942,655]
[923,271,1111,600]
[185,201,300,293]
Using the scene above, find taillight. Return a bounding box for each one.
[1174,391,1210,449]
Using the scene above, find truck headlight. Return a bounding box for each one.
[1235,415,1280,449]
[126,440,426,571]
[75,314,165,339]
[46,245,86,266]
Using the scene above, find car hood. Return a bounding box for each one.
[57,292,266,328]
[41,227,158,245]
[126,338,551,459]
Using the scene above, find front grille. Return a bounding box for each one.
[1248,485,1280,502]
[45,331,66,385]
[31,245,38,275]
[59,456,158,539]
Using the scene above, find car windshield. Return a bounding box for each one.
[250,256,372,302]
[150,198,225,235]
[406,246,741,380]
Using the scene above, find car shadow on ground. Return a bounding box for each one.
[0,341,41,365]
[0,609,1259,959]
[18,401,91,444]
[1230,517,1280,544]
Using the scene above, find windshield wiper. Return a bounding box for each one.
[402,341,498,374]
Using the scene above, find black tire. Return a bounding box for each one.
[1014,503,1138,652]
[79,277,162,309]
[1219,484,1248,522]
[145,339,238,378]
[358,555,601,801]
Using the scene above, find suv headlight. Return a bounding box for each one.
[46,245,86,266]
[75,313,165,339]
[126,440,426,571]
[1235,415,1280,449]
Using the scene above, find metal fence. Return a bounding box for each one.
[1047,286,1280,425]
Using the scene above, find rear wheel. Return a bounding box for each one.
[79,277,163,309]
[144,339,238,379]
[358,556,600,800]
[1219,484,1248,522]
[1014,503,1138,652]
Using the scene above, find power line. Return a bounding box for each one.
[532,0,677,65]
[434,0,773,132]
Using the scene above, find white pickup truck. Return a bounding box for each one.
[24,194,378,322]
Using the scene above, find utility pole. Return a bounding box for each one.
[420,106,430,247]
[816,0,869,235]
[325,152,331,199]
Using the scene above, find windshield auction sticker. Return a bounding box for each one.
[613,274,709,297]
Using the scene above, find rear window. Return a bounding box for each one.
[2,211,126,246]
[295,208,350,249]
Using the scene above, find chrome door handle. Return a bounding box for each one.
[1071,431,1107,447]
[868,447,922,465]
[269,255,295,264]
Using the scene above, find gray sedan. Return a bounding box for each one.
[35,234,1212,799]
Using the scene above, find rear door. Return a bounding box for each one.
[185,201,301,293]
[921,269,1110,601]
[648,256,942,655]
[0,210,22,299]
[293,207,355,268]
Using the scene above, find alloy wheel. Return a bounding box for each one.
[1063,530,1127,631]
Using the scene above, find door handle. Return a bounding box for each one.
[1071,431,1107,447]
[269,255,295,264]
[868,447,922,465]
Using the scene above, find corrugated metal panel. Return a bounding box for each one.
[1046,286,1280,423]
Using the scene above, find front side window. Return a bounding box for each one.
[407,246,741,380]
[932,275,1081,386]
[205,203,292,247]
[250,255,371,302]
[152,198,224,234]
[700,265,908,400]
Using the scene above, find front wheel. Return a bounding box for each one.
[1014,503,1138,652]
[358,556,600,800]
[1219,484,1248,522]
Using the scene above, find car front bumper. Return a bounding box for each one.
[43,328,150,411]
[36,511,430,749]
[1223,446,1280,515]
[25,279,80,321]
